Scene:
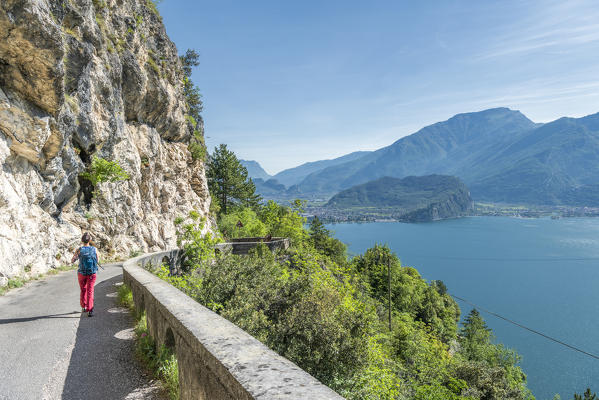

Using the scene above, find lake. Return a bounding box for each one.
[326,216,599,400]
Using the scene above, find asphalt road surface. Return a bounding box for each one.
[0,263,164,400]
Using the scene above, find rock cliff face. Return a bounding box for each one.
[0,0,211,279]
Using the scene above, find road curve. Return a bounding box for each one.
[0,263,164,400]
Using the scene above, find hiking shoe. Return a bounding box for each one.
[88,309,94,317]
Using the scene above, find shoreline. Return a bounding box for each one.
[305,202,599,223]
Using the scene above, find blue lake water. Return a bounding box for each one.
[326,217,599,400]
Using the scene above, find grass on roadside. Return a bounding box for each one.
[118,283,179,400]
[46,264,77,275]
[0,264,77,296]
[117,283,134,309]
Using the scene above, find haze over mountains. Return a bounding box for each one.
[271,151,372,187]
[244,108,599,206]
[240,160,272,181]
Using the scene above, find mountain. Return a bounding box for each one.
[468,112,599,205]
[297,108,599,206]
[254,178,286,197]
[273,151,372,187]
[327,175,473,221]
[240,160,271,181]
[294,108,538,197]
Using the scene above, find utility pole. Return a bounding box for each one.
[388,257,392,331]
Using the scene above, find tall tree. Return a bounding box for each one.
[460,308,492,361]
[207,144,261,214]
[308,216,330,247]
[180,49,203,122]
[308,216,347,265]
[180,49,206,160]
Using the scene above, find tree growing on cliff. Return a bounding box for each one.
[207,144,261,215]
[180,49,203,121]
[180,48,206,161]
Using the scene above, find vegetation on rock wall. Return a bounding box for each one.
[79,156,130,187]
[180,49,206,161]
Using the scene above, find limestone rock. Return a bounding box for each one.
[0,0,211,278]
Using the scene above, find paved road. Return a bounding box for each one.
[0,264,164,400]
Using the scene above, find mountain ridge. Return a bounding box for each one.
[292,108,599,206]
[240,159,272,181]
[294,107,537,195]
[273,151,372,188]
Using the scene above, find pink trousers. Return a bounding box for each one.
[78,273,97,310]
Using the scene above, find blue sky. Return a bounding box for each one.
[158,0,599,174]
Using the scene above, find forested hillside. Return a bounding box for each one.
[326,175,473,221]
[159,146,535,399]
[161,204,533,400]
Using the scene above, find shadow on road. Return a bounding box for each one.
[61,273,157,400]
[0,311,80,325]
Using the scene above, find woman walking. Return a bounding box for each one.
[71,232,99,317]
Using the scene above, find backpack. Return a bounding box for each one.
[79,246,98,275]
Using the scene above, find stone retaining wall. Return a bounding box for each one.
[215,237,290,255]
[123,250,343,400]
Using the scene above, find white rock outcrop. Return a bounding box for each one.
[0,0,211,277]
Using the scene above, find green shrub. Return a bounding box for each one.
[117,283,134,310]
[157,347,179,399]
[146,56,160,74]
[174,211,220,273]
[129,249,143,258]
[134,312,180,399]
[8,277,25,289]
[188,131,206,161]
[92,0,107,10]
[258,200,307,244]
[80,156,130,186]
[145,0,162,18]
[218,208,267,239]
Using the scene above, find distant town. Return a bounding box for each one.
[304,202,599,223]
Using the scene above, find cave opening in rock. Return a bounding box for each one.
[73,140,95,164]
[73,140,96,209]
[77,175,94,209]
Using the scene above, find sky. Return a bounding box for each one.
[158,0,599,174]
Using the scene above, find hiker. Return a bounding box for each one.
[71,232,99,317]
